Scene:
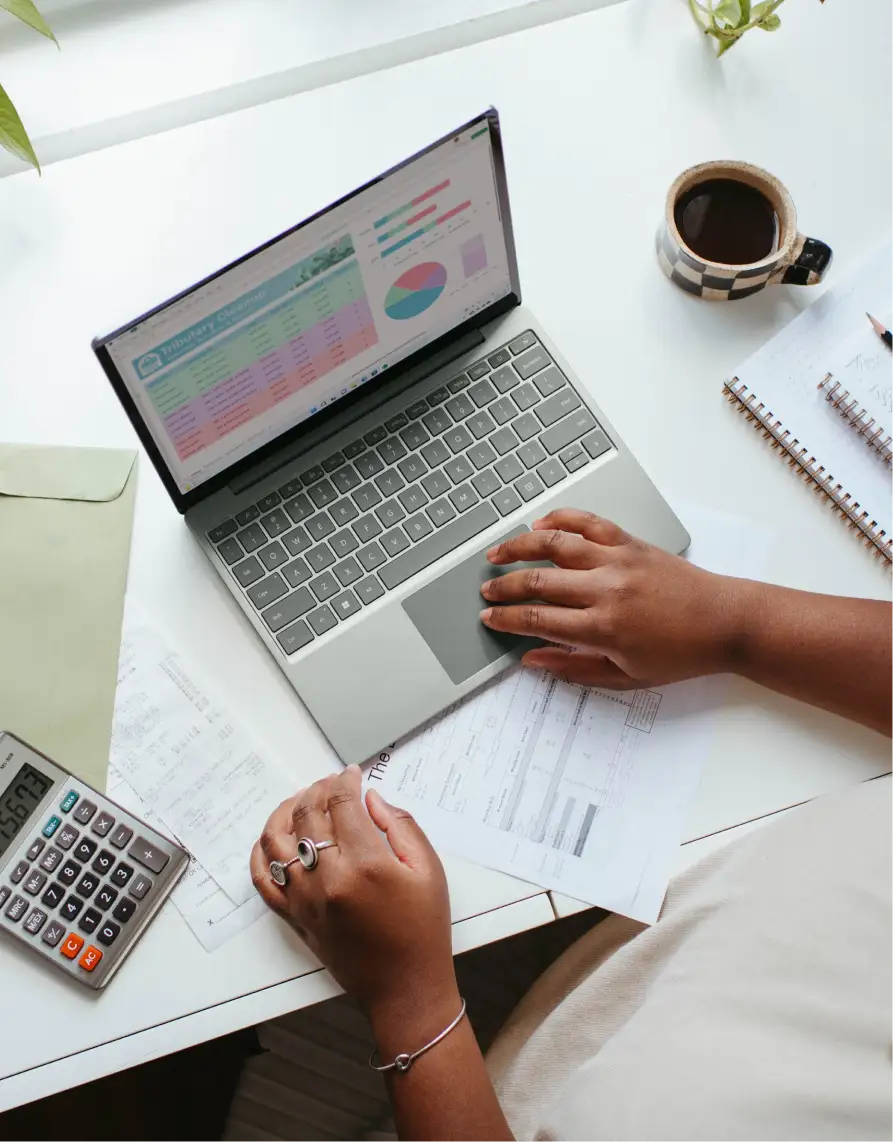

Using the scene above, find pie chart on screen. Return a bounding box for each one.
[384,262,447,320]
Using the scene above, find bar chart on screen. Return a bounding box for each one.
[144,256,378,462]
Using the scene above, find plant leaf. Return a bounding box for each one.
[0,0,56,42]
[714,0,743,27]
[752,0,783,18]
[0,81,40,170]
[758,12,781,28]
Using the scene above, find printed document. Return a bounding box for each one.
[366,504,767,923]
[111,625,295,906]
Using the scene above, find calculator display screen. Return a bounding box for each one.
[0,763,53,858]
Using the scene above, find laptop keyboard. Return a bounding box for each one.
[206,331,613,655]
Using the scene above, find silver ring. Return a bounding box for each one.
[269,837,337,885]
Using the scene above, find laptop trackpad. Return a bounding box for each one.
[402,526,547,685]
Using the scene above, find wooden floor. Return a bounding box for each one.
[224,908,605,1142]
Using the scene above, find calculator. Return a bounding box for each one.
[0,732,189,990]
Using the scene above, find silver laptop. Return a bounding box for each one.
[94,109,689,765]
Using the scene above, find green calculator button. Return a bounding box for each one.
[60,790,79,813]
[42,816,62,838]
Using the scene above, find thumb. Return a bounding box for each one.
[366,788,436,870]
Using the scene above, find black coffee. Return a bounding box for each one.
[674,178,779,265]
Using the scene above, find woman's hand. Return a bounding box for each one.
[250,767,457,1023]
[480,508,750,688]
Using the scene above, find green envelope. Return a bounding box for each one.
[0,444,138,791]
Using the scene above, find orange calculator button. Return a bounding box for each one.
[79,946,103,972]
[60,933,84,959]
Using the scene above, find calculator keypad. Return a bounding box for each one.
[79,908,102,935]
[56,824,79,851]
[113,898,137,924]
[23,869,46,896]
[94,884,117,909]
[109,825,133,850]
[73,838,97,863]
[0,767,186,989]
[39,847,64,873]
[58,860,81,887]
[61,896,83,922]
[71,800,97,825]
[23,908,47,935]
[91,812,115,838]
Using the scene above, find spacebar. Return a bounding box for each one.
[379,502,499,590]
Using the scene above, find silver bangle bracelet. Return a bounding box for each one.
[368,998,468,1074]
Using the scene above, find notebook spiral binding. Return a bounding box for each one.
[724,377,893,564]
[817,375,893,466]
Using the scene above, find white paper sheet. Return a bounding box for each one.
[733,239,892,537]
[106,765,267,951]
[365,504,769,923]
[111,626,295,906]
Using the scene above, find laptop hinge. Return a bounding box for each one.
[229,329,486,495]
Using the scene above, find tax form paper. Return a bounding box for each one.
[367,667,721,922]
[364,502,766,924]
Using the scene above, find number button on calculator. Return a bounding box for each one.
[92,850,114,876]
[79,908,102,935]
[97,920,120,946]
[41,883,65,909]
[95,884,118,911]
[110,862,134,889]
[58,860,81,887]
[73,838,97,863]
[72,800,97,825]
[61,896,83,922]
[75,873,100,899]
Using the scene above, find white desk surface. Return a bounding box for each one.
[0,0,890,1111]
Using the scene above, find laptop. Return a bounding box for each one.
[93,108,689,765]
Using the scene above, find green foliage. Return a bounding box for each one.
[0,0,56,173]
[687,0,802,56]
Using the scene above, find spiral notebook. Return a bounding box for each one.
[724,241,892,563]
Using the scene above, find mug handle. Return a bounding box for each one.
[779,235,833,286]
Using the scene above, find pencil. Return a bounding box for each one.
[866,312,892,351]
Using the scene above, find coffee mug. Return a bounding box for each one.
[657,160,832,301]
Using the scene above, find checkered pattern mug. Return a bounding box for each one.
[657,160,832,301]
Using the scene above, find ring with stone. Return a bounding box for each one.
[269,837,337,884]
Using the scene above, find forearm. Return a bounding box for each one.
[727,580,891,735]
[368,978,513,1141]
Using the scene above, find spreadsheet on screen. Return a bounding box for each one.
[106,122,512,494]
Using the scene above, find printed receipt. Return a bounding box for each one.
[107,764,266,952]
[111,626,295,907]
[366,503,769,924]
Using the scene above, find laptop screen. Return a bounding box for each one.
[101,115,514,497]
